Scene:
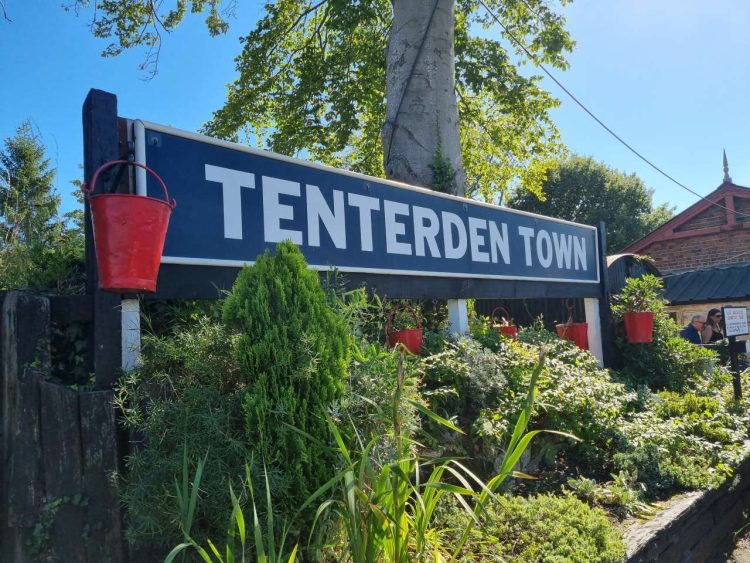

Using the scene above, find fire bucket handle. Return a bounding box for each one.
[490,306,513,326]
[386,303,422,334]
[565,298,576,325]
[82,160,176,208]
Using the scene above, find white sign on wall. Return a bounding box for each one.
[723,306,749,337]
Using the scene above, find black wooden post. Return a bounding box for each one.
[597,222,616,368]
[83,89,123,389]
[729,336,742,400]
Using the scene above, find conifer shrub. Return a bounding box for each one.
[443,493,626,562]
[222,240,351,518]
[118,242,352,551]
[489,493,627,562]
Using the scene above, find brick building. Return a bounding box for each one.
[623,155,750,328]
[623,175,750,273]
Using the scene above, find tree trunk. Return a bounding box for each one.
[383,0,466,196]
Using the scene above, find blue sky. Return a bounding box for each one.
[1,0,749,217]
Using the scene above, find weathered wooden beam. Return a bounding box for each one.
[82,89,123,389]
[5,368,44,528]
[49,295,93,325]
[80,390,124,562]
[39,381,85,563]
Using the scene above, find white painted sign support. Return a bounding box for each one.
[121,299,141,371]
[447,299,469,335]
[584,297,603,367]
[120,138,147,373]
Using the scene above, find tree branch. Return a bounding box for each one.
[285,0,329,36]
[1,0,11,22]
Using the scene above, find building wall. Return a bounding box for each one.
[640,228,750,272]
[674,204,725,232]
[735,196,750,218]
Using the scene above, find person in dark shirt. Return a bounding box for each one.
[701,308,724,344]
[680,315,705,344]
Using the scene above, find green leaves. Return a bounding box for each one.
[0,120,83,293]
[611,274,668,316]
[71,0,575,200]
[223,241,351,529]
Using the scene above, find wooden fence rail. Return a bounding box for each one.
[0,292,124,562]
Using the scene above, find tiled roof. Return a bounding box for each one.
[663,262,750,304]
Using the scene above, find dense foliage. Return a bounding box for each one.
[118,268,749,559]
[118,242,352,549]
[0,121,83,292]
[117,319,247,546]
[422,312,748,503]
[445,493,627,562]
[613,275,715,391]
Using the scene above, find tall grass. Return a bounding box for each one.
[300,351,482,562]
[164,454,298,563]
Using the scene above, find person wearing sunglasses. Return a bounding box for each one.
[701,308,724,344]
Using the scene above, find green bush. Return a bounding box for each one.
[223,241,352,521]
[446,493,626,562]
[421,337,509,465]
[613,275,715,391]
[339,341,423,463]
[118,242,352,551]
[428,334,634,479]
[117,319,251,547]
[613,384,746,493]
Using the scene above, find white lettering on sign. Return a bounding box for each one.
[263,176,303,244]
[347,193,379,252]
[442,212,468,259]
[413,206,441,258]
[468,217,490,263]
[384,200,412,255]
[205,164,255,240]
[518,226,535,266]
[552,232,573,269]
[489,221,510,265]
[204,168,592,274]
[536,229,553,269]
[518,225,588,271]
[307,185,346,249]
[574,237,587,271]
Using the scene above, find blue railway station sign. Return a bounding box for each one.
[135,120,599,284]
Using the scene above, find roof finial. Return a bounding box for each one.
[723,149,732,183]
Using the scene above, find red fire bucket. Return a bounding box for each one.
[386,304,423,354]
[556,323,589,350]
[83,160,176,293]
[623,311,654,344]
[556,299,589,350]
[491,307,517,340]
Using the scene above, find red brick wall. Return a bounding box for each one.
[674,205,725,232]
[641,228,750,272]
[734,196,750,219]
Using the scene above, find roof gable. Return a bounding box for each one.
[623,182,750,253]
